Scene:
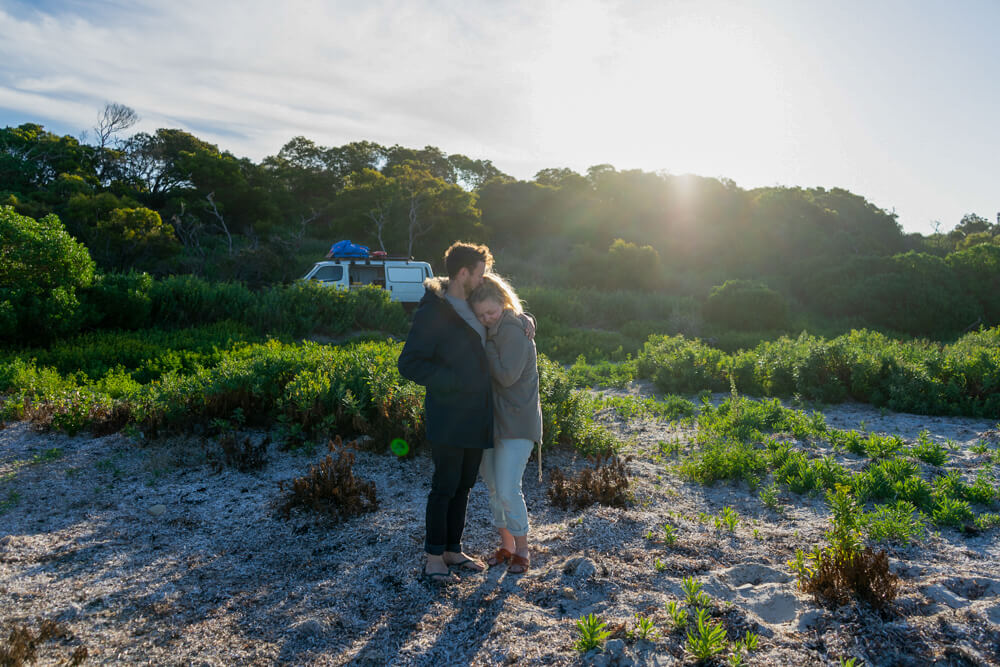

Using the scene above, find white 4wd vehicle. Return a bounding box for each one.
[303,254,433,307]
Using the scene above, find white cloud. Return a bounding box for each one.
[1,0,998,233]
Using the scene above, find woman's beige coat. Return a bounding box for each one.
[484,310,543,444]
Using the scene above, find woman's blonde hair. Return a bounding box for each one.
[468,273,523,315]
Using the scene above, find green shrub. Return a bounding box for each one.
[862,501,927,545]
[0,206,95,343]
[911,430,948,466]
[679,433,767,486]
[635,326,1000,419]
[932,496,974,529]
[538,354,620,456]
[801,252,980,338]
[637,334,729,394]
[703,279,788,331]
[81,270,154,330]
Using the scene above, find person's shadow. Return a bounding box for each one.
[347,571,510,666]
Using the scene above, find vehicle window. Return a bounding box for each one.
[387,267,425,283]
[312,265,344,282]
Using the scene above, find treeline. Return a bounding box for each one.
[3,107,1000,342]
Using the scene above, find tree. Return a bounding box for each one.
[0,206,95,341]
[954,213,994,237]
[91,207,181,270]
[93,102,139,184]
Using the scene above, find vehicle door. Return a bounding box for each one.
[385,265,429,302]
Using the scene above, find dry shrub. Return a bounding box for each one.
[548,454,632,510]
[277,436,378,522]
[803,547,899,610]
[218,432,270,472]
[89,403,133,436]
[0,625,37,667]
[0,620,79,667]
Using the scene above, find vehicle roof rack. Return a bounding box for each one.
[328,254,415,263]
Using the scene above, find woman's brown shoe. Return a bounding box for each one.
[507,553,529,574]
[486,548,513,567]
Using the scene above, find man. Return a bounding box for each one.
[398,241,495,583]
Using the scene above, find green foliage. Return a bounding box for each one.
[637,327,1000,418]
[704,279,788,331]
[537,355,620,456]
[932,496,974,529]
[81,270,154,329]
[715,506,740,532]
[573,614,612,653]
[678,433,767,486]
[759,483,782,511]
[598,394,696,422]
[568,356,637,388]
[852,457,919,504]
[681,576,712,609]
[911,430,948,466]
[638,335,729,394]
[792,486,900,609]
[0,206,95,343]
[630,614,658,641]
[862,501,927,545]
[800,252,981,338]
[685,607,728,661]
[666,600,688,630]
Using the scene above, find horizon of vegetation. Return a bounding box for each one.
[2,102,1000,350]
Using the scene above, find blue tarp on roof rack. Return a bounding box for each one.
[327,240,369,258]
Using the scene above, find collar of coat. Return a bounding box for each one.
[423,275,450,298]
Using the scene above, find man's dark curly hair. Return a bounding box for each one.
[444,241,494,278]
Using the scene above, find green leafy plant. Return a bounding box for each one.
[662,523,678,546]
[685,607,728,661]
[682,576,712,609]
[666,600,688,630]
[862,501,927,545]
[911,430,948,466]
[932,495,974,529]
[759,482,782,511]
[794,486,899,608]
[715,506,740,532]
[630,614,658,641]
[573,614,612,653]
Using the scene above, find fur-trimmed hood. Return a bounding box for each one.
[422,276,449,298]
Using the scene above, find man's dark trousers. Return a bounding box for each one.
[425,442,484,555]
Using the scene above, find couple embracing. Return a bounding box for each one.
[398,242,541,584]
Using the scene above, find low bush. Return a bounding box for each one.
[548,454,632,510]
[862,501,927,545]
[538,355,620,456]
[802,545,899,610]
[277,438,378,522]
[679,433,767,486]
[217,432,270,472]
[792,487,899,609]
[637,327,1000,418]
[911,431,948,466]
[703,279,789,331]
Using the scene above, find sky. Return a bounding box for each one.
[1,0,997,235]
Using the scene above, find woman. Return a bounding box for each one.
[468,273,542,575]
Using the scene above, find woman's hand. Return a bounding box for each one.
[518,312,536,340]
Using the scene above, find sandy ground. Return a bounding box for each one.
[1,391,999,666]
